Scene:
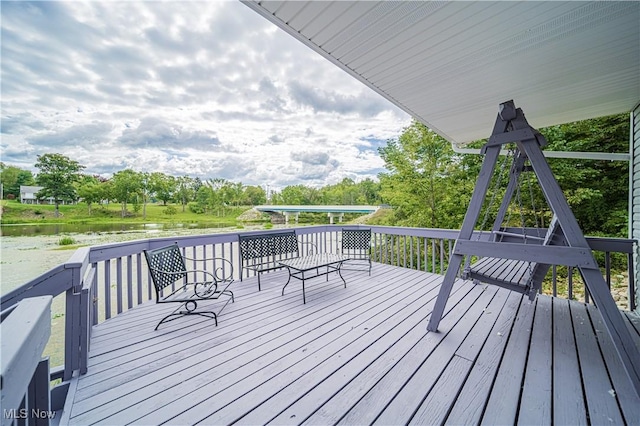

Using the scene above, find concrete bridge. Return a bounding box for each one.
[255,205,380,224]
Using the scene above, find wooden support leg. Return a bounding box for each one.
[580,268,640,397]
[427,144,502,332]
[427,252,464,331]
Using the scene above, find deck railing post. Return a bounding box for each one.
[79,266,96,375]
[91,264,99,326]
[28,358,51,426]
[63,288,76,381]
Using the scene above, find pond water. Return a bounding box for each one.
[0,223,263,368]
[0,223,256,292]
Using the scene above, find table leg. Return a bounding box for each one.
[302,275,306,304]
[281,268,292,296]
[338,262,346,288]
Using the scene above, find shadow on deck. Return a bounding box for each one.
[62,263,640,425]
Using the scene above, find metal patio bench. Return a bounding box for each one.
[144,243,234,330]
[239,230,316,290]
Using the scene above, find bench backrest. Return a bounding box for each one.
[144,243,187,294]
[239,231,299,260]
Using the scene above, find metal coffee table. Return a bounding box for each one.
[279,254,348,303]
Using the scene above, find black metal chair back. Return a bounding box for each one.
[341,228,372,275]
[144,244,187,297]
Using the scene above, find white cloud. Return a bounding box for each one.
[1,1,410,189]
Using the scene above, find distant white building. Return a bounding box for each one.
[20,185,55,204]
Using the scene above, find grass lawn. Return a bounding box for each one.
[0,200,260,226]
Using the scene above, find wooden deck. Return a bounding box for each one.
[62,263,640,425]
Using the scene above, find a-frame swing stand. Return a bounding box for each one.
[427,100,640,397]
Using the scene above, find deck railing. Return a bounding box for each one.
[0,224,636,417]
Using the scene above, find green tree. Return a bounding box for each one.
[175,176,195,212]
[541,113,629,236]
[138,172,151,220]
[149,172,176,206]
[77,175,105,214]
[281,185,316,205]
[225,181,244,208]
[34,153,85,217]
[111,169,142,218]
[356,178,381,205]
[0,164,35,199]
[195,184,215,213]
[378,120,466,228]
[243,185,267,206]
[207,178,228,216]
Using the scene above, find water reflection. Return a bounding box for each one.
[0,222,230,236]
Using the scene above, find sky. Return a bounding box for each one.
[0,1,411,191]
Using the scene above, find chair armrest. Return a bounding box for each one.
[181,254,234,281]
[209,257,234,283]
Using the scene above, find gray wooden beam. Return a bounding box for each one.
[427,145,503,331]
[454,241,597,269]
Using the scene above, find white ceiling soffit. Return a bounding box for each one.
[242,1,640,146]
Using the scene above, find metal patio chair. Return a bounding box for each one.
[144,243,234,330]
[340,228,372,275]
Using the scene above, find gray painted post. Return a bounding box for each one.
[64,288,75,381]
[29,358,51,426]
[427,144,502,331]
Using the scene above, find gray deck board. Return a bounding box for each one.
[442,291,524,424]
[553,298,587,425]
[74,268,415,422]
[590,305,640,424]
[301,280,492,426]
[62,263,640,425]
[481,290,536,425]
[517,295,552,425]
[194,272,452,425]
[408,288,512,425]
[571,302,624,425]
[221,279,477,425]
[357,284,498,425]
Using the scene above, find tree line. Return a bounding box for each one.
[0,157,382,219]
[0,112,629,236]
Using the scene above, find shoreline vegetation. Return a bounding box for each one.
[0,199,261,227]
[0,200,390,230]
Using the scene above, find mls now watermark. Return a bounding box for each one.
[4,409,56,420]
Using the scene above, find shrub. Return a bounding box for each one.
[58,236,75,246]
[163,206,177,216]
[188,202,204,214]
